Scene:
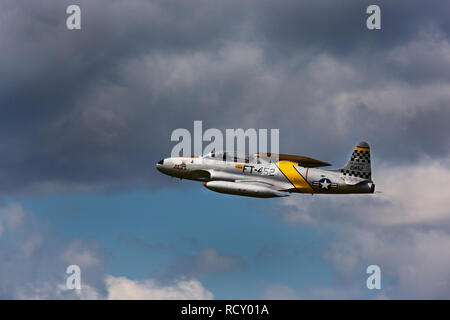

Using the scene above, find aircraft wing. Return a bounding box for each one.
[255,153,331,168]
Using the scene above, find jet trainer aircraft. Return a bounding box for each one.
[156,142,375,198]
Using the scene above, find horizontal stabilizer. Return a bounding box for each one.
[344,176,368,185]
[255,153,331,168]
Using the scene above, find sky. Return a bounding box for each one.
[1,0,450,299]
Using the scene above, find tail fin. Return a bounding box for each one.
[340,141,372,180]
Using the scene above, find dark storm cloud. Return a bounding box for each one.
[0,0,449,193]
[255,0,450,56]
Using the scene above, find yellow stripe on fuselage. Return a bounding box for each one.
[355,147,370,152]
[276,161,314,193]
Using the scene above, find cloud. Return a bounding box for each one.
[17,276,213,300]
[332,228,450,299]
[263,283,369,300]
[385,27,450,83]
[117,234,172,253]
[0,202,26,237]
[276,158,450,298]
[256,243,285,260]
[0,202,108,299]
[163,248,246,278]
[281,158,450,227]
[263,284,300,300]
[116,235,246,281]
[0,202,213,299]
[0,0,449,193]
[106,276,213,300]
[1,0,450,299]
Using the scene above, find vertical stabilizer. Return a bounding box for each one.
[340,141,371,180]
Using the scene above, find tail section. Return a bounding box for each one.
[340,141,372,180]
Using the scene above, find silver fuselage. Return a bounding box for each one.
[156,156,374,196]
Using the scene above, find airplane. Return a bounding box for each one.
[156,141,375,198]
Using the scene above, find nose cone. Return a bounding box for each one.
[156,159,164,171]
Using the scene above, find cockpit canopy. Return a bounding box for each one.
[203,151,265,164]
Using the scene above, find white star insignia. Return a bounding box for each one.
[320,180,331,189]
